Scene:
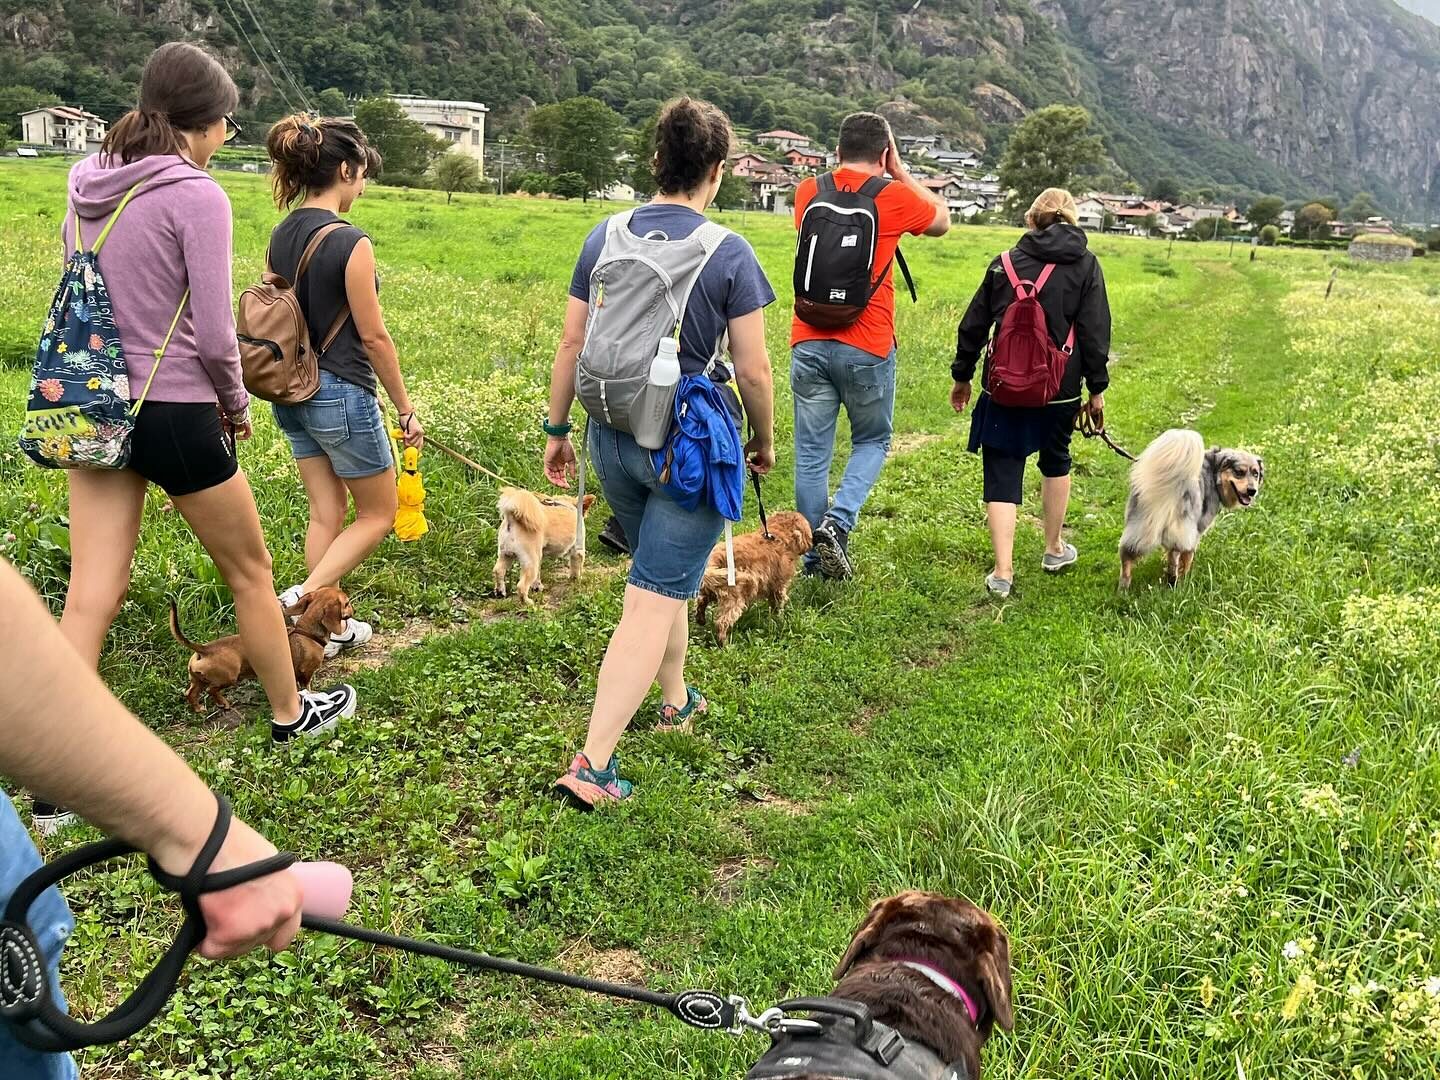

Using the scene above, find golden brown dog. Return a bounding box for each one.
[747,891,1013,1080]
[168,587,352,713]
[493,487,595,604]
[694,511,812,646]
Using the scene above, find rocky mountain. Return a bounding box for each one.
[1036,0,1440,214]
[3,0,1438,210]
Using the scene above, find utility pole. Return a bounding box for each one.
[496,136,510,195]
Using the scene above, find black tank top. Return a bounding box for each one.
[267,208,375,394]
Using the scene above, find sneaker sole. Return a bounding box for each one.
[1042,558,1078,573]
[814,533,852,580]
[553,774,612,811]
[32,813,79,837]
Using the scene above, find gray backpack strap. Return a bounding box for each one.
[676,221,731,376]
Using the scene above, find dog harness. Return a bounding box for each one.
[744,998,972,1080]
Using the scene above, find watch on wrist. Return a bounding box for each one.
[543,418,573,438]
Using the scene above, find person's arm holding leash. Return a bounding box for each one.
[347,237,423,449]
[1075,257,1112,421]
[0,560,302,960]
[951,263,997,412]
[544,295,589,487]
[883,135,950,237]
[727,308,775,475]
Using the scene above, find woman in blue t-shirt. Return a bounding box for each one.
[543,97,776,808]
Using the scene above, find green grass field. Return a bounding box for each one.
[2,157,1439,1080]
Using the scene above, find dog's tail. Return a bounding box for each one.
[700,564,759,593]
[167,599,205,655]
[1122,429,1205,555]
[497,487,546,534]
[1131,429,1204,497]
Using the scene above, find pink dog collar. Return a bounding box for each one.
[896,958,980,1026]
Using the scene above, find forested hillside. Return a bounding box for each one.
[3,0,1438,210]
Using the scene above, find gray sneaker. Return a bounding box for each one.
[985,573,1013,598]
[1042,543,1078,573]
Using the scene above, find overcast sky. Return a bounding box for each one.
[1395,0,1440,24]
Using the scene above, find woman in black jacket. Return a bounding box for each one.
[951,188,1111,597]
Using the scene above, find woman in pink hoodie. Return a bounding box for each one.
[42,44,357,832]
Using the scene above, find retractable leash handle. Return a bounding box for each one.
[0,795,332,1054]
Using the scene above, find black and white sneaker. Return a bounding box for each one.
[272,685,358,743]
[324,618,373,660]
[31,799,78,837]
[812,518,853,581]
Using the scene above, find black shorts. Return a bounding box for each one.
[981,420,1076,505]
[128,402,238,497]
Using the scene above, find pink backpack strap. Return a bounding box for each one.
[1033,262,1057,293]
[999,250,1028,295]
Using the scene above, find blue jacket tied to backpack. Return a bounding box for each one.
[653,375,744,522]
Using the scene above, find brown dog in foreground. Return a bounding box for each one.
[168,587,352,713]
[493,487,596,604]
[748,891,1013,1080]
[695,510,813,646]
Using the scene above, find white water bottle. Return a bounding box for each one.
[650,335,681,388]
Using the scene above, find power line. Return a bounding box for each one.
[219,0,300,114]
[236,0,315,113]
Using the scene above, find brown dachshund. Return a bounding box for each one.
[168,587,352,713]
[747,891,1013,1080]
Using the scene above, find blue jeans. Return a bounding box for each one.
[272,371,395,479]
[0,792,78,1080]
[587,422,723,600]
[791,340,897,545]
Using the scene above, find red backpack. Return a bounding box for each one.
[985,249,1074,408]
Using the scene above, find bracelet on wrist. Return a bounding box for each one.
[542,418,573,437]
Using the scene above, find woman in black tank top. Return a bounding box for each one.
[264,117,424,655]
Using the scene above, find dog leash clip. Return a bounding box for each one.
[726,996,824,1038]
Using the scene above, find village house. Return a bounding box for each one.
[920,175,969,218]
[755,129,811,153]
[927,148,983,170]
[897,133,943,157]
[1075,196,1107,231]
[729,152,770,179]
[20,106,106,152]
[388,95,488,170]
[784,146,825,171]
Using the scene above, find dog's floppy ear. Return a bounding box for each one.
[977,925,1015,1032]
[1256,456,1265,483]
[833,897,897,980]
[284,592,315,617]
[318,597,348,637]
[581,493,596,514]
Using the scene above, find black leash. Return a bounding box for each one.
[752,469,773,540]
[1074,406,1138,462]
[0,796,293,1052]
[0,795,786,1051]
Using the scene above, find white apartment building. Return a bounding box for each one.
[388,95,488,172]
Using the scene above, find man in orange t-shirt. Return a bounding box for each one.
[790,112,949,579]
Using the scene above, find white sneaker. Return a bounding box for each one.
[32,800,79,837]
[324,618,374,660]
[278,584,305,613]
[272,685,358,742]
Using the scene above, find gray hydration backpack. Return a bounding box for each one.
[576,210,731,450]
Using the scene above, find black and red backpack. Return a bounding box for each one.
[792,173,916,330]
[985,249,1073,407]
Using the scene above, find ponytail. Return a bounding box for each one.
[266,114,373,209]
[101,109,185,165]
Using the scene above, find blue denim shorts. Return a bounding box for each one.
[0,792,78,1080]
[587,422,723,600]
[272,370,394,479]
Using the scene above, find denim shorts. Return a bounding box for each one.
[587,422,724,600]
[0,792,78,1080]
[272,371,394,479]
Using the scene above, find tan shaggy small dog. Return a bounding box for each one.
[493,487,595,604]
[695,510,812,646]
[168,587,352,713]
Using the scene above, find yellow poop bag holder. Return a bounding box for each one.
[389,427,429,542]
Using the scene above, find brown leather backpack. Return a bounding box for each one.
[237,222,351,404]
